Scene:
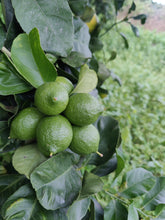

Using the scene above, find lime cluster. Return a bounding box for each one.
[10,76,103,157]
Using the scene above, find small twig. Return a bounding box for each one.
[1,46,11,58]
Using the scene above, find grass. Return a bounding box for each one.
[97,23,165,176]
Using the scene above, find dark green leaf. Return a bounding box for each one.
[132,14,147,24]
[130,23,139,37]
[0,20,6,49]
[30,151,82,210]
[92,156,117,177]
[90,198,104,220]
[11,0,74,57]
[110,71,122,86]
[0,121,10,151]
[143,177,165,211]
[1,0,14,28]
[114,148,125,179]
[104,200,128,220]
[155,209,165,220]
[79,172,104,199]
[109,51,117,61]
[89,116,121,166]
[71,64,98,94]
[89,37,103,53]
[114,0,125,13]
[0,54,32,95]
[67,198,90,220]
[128,2,136,14]
[119,32,129,48]
[0,174,26,209]
[120,168,156,199]
[62,17,91,67]
[80,6,94,22]
[11,29,57,88]
[12,144,46,178]
[2,184,66,220]
[97,62,111,86]
[128,204,139,220]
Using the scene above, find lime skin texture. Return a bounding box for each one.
[70,124,100,155]
[64,93,103,126]
[36,115,73,156]
[34,82,69,115]
[10,107,43,140]
[55,76,74,94]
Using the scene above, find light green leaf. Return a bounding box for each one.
[114,148,125,179]
[12,144,46,179]
[67,198,90,220]
[11,0,74,57]
[11,28,57,88]
[0,54,32,95]
[143,177,165,211]
[71,64,98,94]
[120,168,156,199]
[30,151,82,210]
[79,171,104,199]
[128,204,139,220]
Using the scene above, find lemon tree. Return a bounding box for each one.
[0,0,163,220]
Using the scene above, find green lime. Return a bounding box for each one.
[64,93,103,126]
[36,115,73,156]
[10,107,43,140]
[34,82,69,115]
[56,76,74,94]
[70,124,100,155]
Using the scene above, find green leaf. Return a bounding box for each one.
[0,174,26,209]
[119,32,129,49]
[71,64,98,94]
[12,144,46,179]
[2,184,67,220]
[120,168,156,199]
[128,2,136,14]
[30,151,82,210]
[62,17,91,67]
[11,29,57,88]
[68,0,88,16]
[79,171,104,199]
[155,210,165,220]
[104,200,128,220]
[129,23,140,37]
[128,204,139,220]
[90,198,104,220]
[92,156,117,177]
[11,0,74,57]
[114,148,125,179]
[143,177,165,211]
[0,54,32,95]
[89,115,121,166]
[67,198,90,220]
[0,21,5,49]
[0,121,10,151]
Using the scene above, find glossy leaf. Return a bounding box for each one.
[67,198,90,220]
[89,115,121,166]
[0,54,32,95]
[12,144,46,178]
[68,0,88,16]
[1,0,14,28]
[155,210,165,220]
[62,17,91,67]
[11,0,74,57]
[11,29,57,88]
[2,184,67,220]
[128,2,136,14]
[128,204,139,220]
[143,177,165,211]
[120,168,156,199]
[104,200,128,220]
[0,121,10,151]
[132,14,147,24]
[0,174,26,209]
[90,198,104,220]
[30,151,82,210]
[79,172,104,199]
[119,32,129,49]
[71,64,98,94]
[130,23,140,37]
[92,156,117,177]
[114,0,125,12]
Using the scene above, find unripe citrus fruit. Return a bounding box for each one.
[70,124,100,155]
[34,82,69,115]
[36,115,73,156]
[10,107,43,140]
[86,14,99,33]
[64,93,103,126]
[56,76,74,94]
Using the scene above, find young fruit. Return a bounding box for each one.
[34,82,69,115]
[10,107,43,140]
[36,115,73,156]
[64,93,103,126]
[70,124,102,156]
[86,14,99,33]
[55,76,74,94]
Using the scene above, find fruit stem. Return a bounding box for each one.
[96,151,103,157]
